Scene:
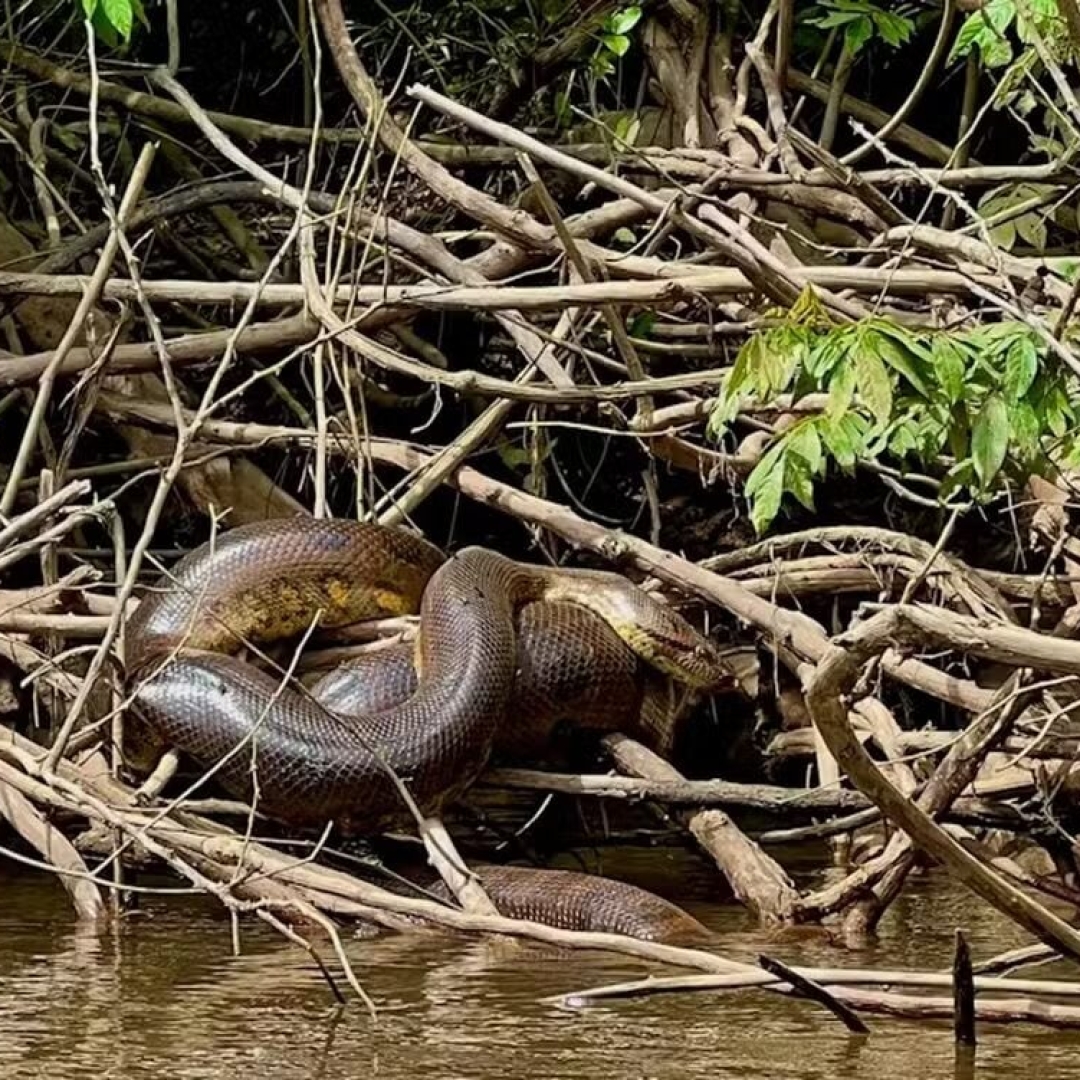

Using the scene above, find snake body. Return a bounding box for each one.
[125,517,726,942]
[309,599,648,760]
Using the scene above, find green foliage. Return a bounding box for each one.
[80,0,145,45]
[976,181,1056,250]
[590,5,643,78]
[949,0,1064,70]
[551,5,644,128]
[804,0,916,55]
[947,3,1078,246]
[707,290,1080,533]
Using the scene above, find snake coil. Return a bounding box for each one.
[125,518,729,943]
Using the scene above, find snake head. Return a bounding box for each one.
[630,620,739,692]
[580,584,737,692]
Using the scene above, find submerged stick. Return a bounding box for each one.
[758,954,871,1035]
[0,764,105,923]
[954,930,977,1047]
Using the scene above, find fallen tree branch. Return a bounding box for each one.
[803,606,1080,961]
[602,734,801,923]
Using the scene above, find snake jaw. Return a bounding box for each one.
[532,571,731,692]
[636,632,733,691]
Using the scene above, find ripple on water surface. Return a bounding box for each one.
[2,849,1080,1080]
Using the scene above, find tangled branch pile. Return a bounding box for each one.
[4,0,1080,1030]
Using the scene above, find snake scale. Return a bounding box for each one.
[125,517,730,944]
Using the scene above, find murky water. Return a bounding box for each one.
[2,847,1080,1079]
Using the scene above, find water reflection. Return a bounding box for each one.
[2,852,1080,1080]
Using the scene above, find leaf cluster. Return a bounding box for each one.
[949,0,1065,71]
[706,290,1080,533]
[804,0,917,55]
[588,6,644,79]
[946,3,1080,252]
[80,0,144,45]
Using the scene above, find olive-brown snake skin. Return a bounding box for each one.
[125,518,728,944]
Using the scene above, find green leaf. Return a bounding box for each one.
[1013,89,1039,117]
[820,414,858,470]
[967,320,1027,360]
[628,311,655,338]
[726,334,766,399]
[843,15,874,53]
[81,0,99,15]
[854,349,893,427]
[727,327,806,403]
[496,439,533,471]
[948,402,971,462]
[826,359,856,420]
[1003,335,1039,400]
[757,328,804,397]
[102,0,134,38]
[89,6,120,46]
[706,391,740,442]
[1016,0,1062,44]
[887,415,918,459]
[912,403,952,460]
[786,422,823,475]
[940,459,977,503]
[744,443,786,534]
[932,335,967,404]
[601,34,631,57]
[810,12,863,31]
[785,452,816,512]
[1032,135,1066,163]
[1010,400,1042,457]
[949,14,984,62]
[590,52,615,77]
[979,183,1055,252]
[607,6,642,35]
[710,310,1077,512]
[1015,211,1048,249]
[613,112,640,144]
[1042,380,1075,437]
[707,360,746,439]
[553,88,572,129]
[949,0,1016,65]
[788,286,833,328]
[806,332,849,380]
[989,217,1018,250]
[971,393,1010,486]
[1058,259,1080,284]
[745,440,780,497]
[869,326,930,395]
[871,11,915,48]
[981,33,1014,69]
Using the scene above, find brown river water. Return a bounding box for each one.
[2,845,1080,1080]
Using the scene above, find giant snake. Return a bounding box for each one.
[124,517,731,944]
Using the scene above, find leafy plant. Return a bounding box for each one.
[949,0,1064,71]
[947,2,1078,245]
[589,5,643,78]
[552,5,643,129]
[79,0,144,45]
[707,289,1080,533]
[975,181,1057,250]
[804,0,917,54]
